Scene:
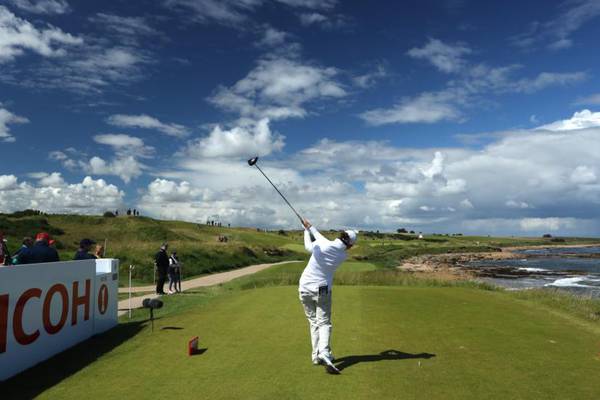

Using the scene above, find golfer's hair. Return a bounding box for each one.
[339,231,351,247]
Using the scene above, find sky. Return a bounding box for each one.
[1,0,600,236]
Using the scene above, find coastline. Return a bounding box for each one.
[398,243,600,278]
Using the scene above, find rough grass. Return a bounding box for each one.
[3,213,598,285]
[6,286,600,399]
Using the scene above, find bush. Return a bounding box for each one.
[103,211,116,218]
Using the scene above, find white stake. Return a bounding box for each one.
[128,265,134,319]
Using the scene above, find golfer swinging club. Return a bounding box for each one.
[299,218,357,374]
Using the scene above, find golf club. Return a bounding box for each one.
[247,156,304,224]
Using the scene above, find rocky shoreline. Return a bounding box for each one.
[398,244,600,281]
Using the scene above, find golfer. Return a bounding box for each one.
[299,218,357,373]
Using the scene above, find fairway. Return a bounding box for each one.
[6,286,600,399]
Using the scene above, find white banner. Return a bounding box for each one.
[0,259,119,381]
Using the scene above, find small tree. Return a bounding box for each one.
[103,211,116,218]
[397,228,408,234]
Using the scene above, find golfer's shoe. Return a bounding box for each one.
[312,357,322,366]
[318,354,340,375]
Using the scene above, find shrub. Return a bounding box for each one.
[103,211,116,218]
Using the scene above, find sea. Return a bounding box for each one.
[467,246,600,297]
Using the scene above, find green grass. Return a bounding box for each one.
[6,285,600,399]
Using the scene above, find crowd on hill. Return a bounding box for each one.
[0,231,103,266]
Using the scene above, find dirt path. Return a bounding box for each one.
[117,260,300,316]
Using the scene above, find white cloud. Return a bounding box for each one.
[209,56,346,120]
[512,72,586,93]
[512,0,600,50]
[407,38,471,73]
[8,0,70,14]
[27,172,66,187]
[93,133,145,148]
[570,166,597,184]
[257,26,288,47]
[106,114,189,137]
[140,109,600,236]
[506,200,531,209]
[0,6,81,64]
[0,175,18,190]
[299,12,327,25]
[0,175,124,214]
[89,13,157,38]
[164,0,336,25]
[0,105,28,142]
[81,156,144,184]
[536,109,600,131]
[352,64,387,88]
[361,38,586,126]
[574,93,600,106]
[185,118,284,158]
[520,218,577,232]
[360,91,462,125]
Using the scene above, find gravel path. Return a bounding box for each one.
[117,260,300,316]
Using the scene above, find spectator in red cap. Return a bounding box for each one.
[19,232,60,264]
[0,232,11,266]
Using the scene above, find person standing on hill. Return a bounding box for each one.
[155,243,169,295]
[168,251,182,294]
[298,219,358,374]
[74,239,97,260]
[0,233,11,266]
[19,232,60,264]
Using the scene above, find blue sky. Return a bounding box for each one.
[1,0,600,235]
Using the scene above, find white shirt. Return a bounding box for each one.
[298,226,347,292]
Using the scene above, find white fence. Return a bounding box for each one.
[0,259,119,381]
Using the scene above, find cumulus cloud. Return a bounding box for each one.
[536,109,600,131]
[106,114,189,137]
[185,118,284,158]
[8,0,70,15]
[407,38,471,73]
[0,105,28,142]
[0,6,82,64]
[209,56,346,120]
[143,109,600,236]
[0,175,124,214]
[80,156,144,184]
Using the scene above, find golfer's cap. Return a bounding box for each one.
[80,238,96,247]
[35,232,51,242]
[345,230,358,245]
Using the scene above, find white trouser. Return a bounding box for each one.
[299,287,332,360]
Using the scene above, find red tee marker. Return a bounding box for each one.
[188,336,199,356]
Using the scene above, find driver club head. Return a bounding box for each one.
[247,156,259,166]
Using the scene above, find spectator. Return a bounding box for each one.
[74,239,97,260]
[94,244,105,258]
[115,210,119,216]
[168,251,182,294]
[11,237,33,265]
[133,209,137,216]
[19,232,60,264]
[127,209,131,216]
[0,233,10,266]
[154,243,169,295]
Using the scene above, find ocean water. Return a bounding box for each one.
[467,247,600,297]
